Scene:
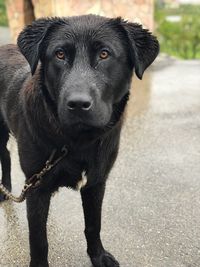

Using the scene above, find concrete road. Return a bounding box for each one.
[1,28,200,267]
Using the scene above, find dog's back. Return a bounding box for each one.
[0,45,22,200]
[0,44,29,97]
[0,45,31,129]
[0,45,30,201]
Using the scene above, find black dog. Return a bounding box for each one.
[0,15,159,267]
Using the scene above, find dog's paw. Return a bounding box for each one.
[91,251,120,267]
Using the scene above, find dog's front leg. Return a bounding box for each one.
[81,182,120,267]
[26,190,51,267]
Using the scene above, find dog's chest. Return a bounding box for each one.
[34,141,98,192]
[43,149,92,191]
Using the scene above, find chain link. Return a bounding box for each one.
[0,183,32,203]
[0,146,68,203]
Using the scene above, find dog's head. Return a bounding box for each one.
[18,15,159,130]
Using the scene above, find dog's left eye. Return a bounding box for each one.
[55,49,65,60]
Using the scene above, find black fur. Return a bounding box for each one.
[0,15,159,267]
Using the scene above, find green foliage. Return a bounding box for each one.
[155,3,200,59]
[0,0,8,26]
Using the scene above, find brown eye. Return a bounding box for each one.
[56,50,65,60]
[99,50,109,59]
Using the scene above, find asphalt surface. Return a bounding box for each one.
[1,27,200,267]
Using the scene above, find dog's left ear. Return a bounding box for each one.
[122,21,159,79]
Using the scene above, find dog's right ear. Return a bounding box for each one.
[17,18,55,75]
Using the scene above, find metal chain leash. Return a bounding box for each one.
[0,146,68,203]
[0,183,32,203]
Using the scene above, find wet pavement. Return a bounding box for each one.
[1,28,200,267]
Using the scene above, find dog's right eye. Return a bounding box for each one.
[55,49,65,60]
[99,50,109,60]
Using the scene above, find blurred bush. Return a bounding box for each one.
[0,0,8,26]
[155,2,200,59]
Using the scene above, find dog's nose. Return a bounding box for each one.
[67,95,92,111]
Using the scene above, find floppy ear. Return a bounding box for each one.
[17,18,57,75]
[122,22,159,79]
